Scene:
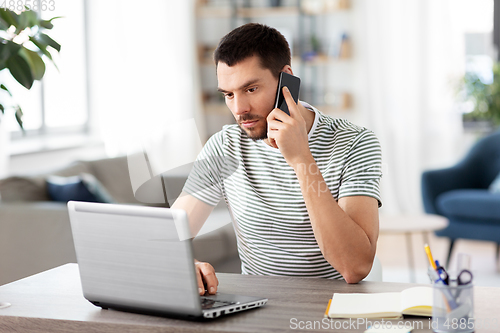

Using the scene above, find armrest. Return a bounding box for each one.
[0,202,76,285]
[421,162,480,215]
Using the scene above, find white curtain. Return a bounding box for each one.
[87,0,205,160]
[354,0,465,214]
[0,118,8,178]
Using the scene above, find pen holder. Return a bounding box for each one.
[432,283,474,333]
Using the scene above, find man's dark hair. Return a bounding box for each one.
[214,23,291,79]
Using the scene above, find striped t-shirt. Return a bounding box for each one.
[183,103,382,279]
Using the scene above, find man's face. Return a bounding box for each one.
[217,56,278,141]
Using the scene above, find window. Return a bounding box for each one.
[449,0,495,119]
[6,0,89,138]
[461,0,495,79]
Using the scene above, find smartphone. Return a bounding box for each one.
[274,72,301,116]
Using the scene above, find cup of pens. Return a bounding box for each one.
[432,282,474,333]
[425,246,474,333]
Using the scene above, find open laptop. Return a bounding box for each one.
[67,201,267,319]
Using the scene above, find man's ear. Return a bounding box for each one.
[281,65,293,76]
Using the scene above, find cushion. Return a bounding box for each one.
[88,156,139,204]
[50,161,93,178]
[437,189,500,222]
[490,171,500,193]
[46,173,115,203]
[0,176,49,202]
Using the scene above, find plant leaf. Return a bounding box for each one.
[29,36,58,71]
[0,43,7,64]
[0,39,21,63]
[29,35,53,60]
[47,16,63,23]
[18,10,38,31]
[39,19,53,30]
[38,33,61,52]
[39,16,63,30]
[15,105,23,130]
[17,11,29,33]
[0,103,4,114]
[0,16,9,30]
[6,53,34,89]
[0,84,12,96]
[0,9,18,29]
[19,46,45,80]
[25,10,39,28]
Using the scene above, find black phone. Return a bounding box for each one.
[274,72,301,116]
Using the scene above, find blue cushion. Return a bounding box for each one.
[436,189,500,222]
[490,171,500,193]
[46,173,115,203]
[435,217,500,242]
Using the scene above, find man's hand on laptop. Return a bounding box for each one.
[194,259,218,295]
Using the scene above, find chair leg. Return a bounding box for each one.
[497,243,500,263]
[445,239,456,269]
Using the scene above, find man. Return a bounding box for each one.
[172,23,382,294]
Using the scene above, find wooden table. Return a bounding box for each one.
[380,214,448,282]
[0,264,499,332]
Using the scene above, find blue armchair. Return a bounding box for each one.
[421,130,500,267]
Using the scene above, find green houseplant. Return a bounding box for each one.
[0,8,60,129]
[461,63,500,127]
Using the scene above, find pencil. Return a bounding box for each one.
[424,244,437,270]
[324,299,332,317]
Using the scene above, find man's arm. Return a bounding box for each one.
[171,192,219,294]
[267,87,380,283]
[294,160,379,283]
[172,192,216,237]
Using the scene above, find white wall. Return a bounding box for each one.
[9,143,106,176]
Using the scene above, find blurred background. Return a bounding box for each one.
[1,0,500,286]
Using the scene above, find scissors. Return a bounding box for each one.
[435,264,473,286]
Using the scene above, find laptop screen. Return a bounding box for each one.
[68,201,201,315]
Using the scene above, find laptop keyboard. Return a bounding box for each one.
[200,297,236,310]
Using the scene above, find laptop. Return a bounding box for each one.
[67,201,267,319]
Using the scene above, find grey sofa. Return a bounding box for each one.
[0,156,240,285]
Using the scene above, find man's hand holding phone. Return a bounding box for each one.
[273,72,300,116]
[267,86,311,168]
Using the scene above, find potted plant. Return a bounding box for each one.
[460,63,500,129]
[0,7,61,130]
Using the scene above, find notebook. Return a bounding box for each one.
[325,286,433,319]
[68,201,268,319]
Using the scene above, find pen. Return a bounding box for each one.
[428,267,457,310]
[424,244,437,270]
[435,260,449,285]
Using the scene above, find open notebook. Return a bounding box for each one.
[325,286,433,319]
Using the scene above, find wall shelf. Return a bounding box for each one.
[237,6,300,18]
[196,6,232,18]
[197,3,350,18]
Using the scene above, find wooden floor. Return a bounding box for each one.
[377,231,500,286]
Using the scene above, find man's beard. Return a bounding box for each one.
[241,124,267,141]
[238,115,268,141]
